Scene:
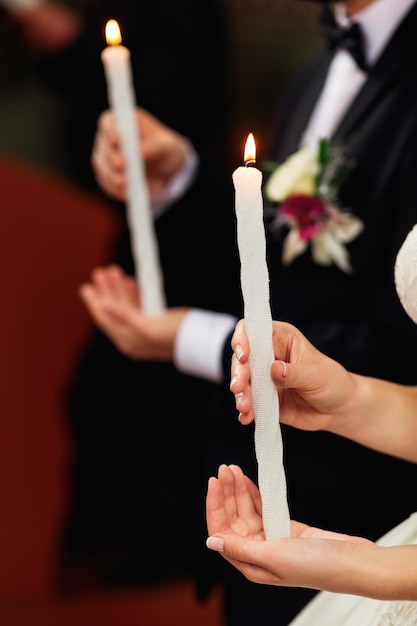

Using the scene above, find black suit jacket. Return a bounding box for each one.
[270,0,417,530]
[275,0,417,530]
[201,4,417,624]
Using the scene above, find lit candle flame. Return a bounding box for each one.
[105,19,122,45]
[244,132,256,165]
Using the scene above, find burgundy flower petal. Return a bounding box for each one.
[279,194,327,241]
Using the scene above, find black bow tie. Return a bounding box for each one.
[320,5,368,73]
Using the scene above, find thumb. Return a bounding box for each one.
[206,534,285,586]
[206,534,264,565]
[102,298,139,323]
[271,359,292,386]
[271,359,319,394]
[206,535,225,552]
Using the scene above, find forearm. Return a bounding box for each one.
[329,374,417,463]
[327,544,417,601]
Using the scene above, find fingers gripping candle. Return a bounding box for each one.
[232,133,290,539]
[101,19,165,315]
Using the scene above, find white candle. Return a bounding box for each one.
[101,19,165,315]
[232,133,290,540]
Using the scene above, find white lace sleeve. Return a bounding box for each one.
[378,602,417,626]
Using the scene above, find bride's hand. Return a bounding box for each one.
[206,464,387,598]
[230,319,357,433]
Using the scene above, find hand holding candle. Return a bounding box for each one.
[101,19,165,315]
[233,133,290,540]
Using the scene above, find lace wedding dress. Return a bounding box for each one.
[289,512,417,626]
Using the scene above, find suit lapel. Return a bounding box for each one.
[274,2,417,158]
[274,51,333,159]
[333,2,417,143]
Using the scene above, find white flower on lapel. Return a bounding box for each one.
[265,146,319,201]
[265,140,364,274]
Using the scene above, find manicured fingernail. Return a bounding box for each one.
[280,360,288,377]
[206,536,224,552]
[230,375,238,390]
[235,344,244,361]
[236,392,243,408]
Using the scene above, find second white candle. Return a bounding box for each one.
[101,20,165,315]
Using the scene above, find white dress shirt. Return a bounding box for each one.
[172,0,415,383]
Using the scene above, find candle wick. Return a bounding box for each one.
[244,159,256,167]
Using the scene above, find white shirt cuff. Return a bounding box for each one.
[151,141,199,218]
[173,309,238,383]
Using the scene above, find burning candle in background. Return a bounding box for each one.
[101,19,165,314]
[232,133,290,540]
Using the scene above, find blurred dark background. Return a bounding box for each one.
[0,0,320,175]
[0,1,320,623]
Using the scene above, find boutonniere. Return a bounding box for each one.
[264,140,364,274]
